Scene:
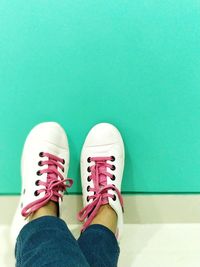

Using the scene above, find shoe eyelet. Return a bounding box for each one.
[87,166,91,172]
[21,202,23,208]
[62,159,65,164]
[62,167,65,172]
[111,175,116,181]
[87,196,90,202]
[111,165,116,171]
[23,188,26,194]
[87,157,91,163]
[113,195,116,201]
[111,184,115,190]
[39,152,44,157]
[38,161,42,166]
[36,170,41,176]
[34,190,39,196]
[35,180,40,186]
[87,186,90,192]
[87,176,91,182]
[111,156,115,162]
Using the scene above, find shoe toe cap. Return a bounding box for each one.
[26,122,68,149]
[84,123,123,147]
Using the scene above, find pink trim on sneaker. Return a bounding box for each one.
[21,152,73,217]
[78,156,123,231]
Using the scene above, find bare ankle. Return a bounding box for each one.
[29,201,58,222]
[90,204,117,234]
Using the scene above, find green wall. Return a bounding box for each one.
[1,0,200,194]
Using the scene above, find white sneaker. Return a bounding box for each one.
[77,123,125,239]
[10,122,73,246]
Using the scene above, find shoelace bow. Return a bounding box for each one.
[21,152,73,217]
[78,156,124,231]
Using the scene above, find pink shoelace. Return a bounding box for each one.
[21,152,73,217]
[78,156,124,231]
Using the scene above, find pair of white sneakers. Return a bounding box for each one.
[11,122,125,244]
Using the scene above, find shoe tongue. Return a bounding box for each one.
[99,165,107,187]
[48,164,57,179]
[47,163,59,202]
[98,164,109,205]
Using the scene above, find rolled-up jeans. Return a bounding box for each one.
[15,216,120,267]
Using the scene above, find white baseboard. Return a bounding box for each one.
[1,194,200,225]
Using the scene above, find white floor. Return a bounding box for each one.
[2,195,200,267]
[1,223,200,267]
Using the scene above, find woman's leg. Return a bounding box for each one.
[10,122,90,267]
[16,215,90,267]
[77,123,125,267]
[78,204,119,267]
[78,224,119,267]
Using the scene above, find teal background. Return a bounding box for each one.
[0,1,200,194]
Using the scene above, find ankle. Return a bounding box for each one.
[90,204,117,234]
[28,201,58,222]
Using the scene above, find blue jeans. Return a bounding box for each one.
[15,216,120,267]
